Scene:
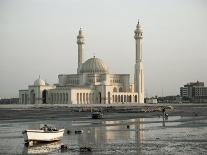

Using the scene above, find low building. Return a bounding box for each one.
[145,98,158,104]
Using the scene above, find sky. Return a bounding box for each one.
[0,0,207,98]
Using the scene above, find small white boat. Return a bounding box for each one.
[22,125,64,144]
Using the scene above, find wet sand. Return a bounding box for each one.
[0,103,207,121]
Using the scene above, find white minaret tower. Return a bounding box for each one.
[134,20,144,103]
[77,28,85,73]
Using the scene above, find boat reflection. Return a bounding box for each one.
[22,141,61,154]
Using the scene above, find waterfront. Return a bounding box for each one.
[0,104,207,155]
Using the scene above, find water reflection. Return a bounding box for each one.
[70,118,145,154]
[22,141,61,154]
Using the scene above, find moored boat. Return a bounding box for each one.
[22,125,64,144]
[91,112,103,119]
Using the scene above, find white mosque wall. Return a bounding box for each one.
[47,87,70,104]
[71,88,95,104]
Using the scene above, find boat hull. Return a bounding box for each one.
[22,129,64,143]
[91,112,103,119]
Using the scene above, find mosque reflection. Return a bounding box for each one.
[75,118,144,154]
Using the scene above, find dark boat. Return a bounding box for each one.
[91,112,103,119]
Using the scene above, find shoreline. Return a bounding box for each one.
[0,103,207,121]
[0,102,207,108]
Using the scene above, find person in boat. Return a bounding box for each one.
[40,124,49,131]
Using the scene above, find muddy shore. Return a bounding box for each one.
[0,103,207,121]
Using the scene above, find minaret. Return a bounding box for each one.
[77,28,85,73]
[134,20,144,103]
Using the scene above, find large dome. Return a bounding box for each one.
[34,78,45,86]
[79,57,109,74]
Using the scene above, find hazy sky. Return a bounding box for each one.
[0,0,207,98]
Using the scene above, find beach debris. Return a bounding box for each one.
[60,144,68,152]
[193,112,198,116]
[80,146,92,152]
[126,125,130,129]
[67,130,71,134]
[75,130,83,134]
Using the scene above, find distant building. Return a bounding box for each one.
[180,81,207,102]
[145,98,158,104]
[19,22,145,104]
[0,98,19,104]
[157,95,181,103]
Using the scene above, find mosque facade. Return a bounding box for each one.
[19,22,144,104]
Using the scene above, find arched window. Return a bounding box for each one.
[119,87,123,92]
[115,95,117,102]
[113,87,117,92]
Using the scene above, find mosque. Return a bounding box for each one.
[19,22,145,104]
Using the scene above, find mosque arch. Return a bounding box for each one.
[89,93,92,103]
[77,93,79,104]
[113,87,117,92]
[118,95,120,102]
[108,92,111,104]
[22,94,24,104]
[115,95,117,102]
[121,95,123,102]
[66,94,68,103]
[80,93,82,104]
[30,90,35,104]
[57,93,59,103]
[124,95,126,102]
[83,93,85,103]
[99,92,101,104]
[135,95,137,102]
[53,94,56,103]
[50,94,53,103]
[86,93,89,104]
[63,93,65,103]
[60,93,62,103]
[129,95,132,102]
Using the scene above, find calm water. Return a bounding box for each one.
[0,115,207,155]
